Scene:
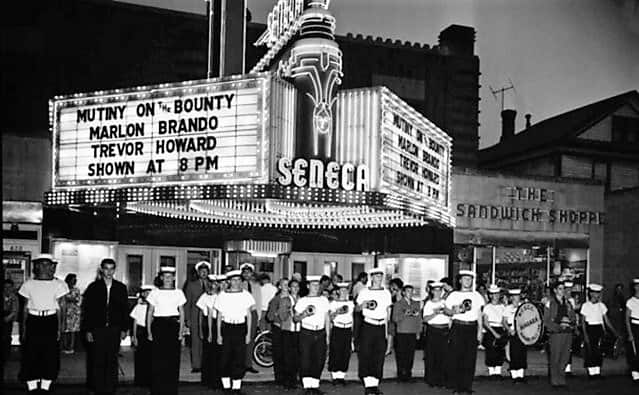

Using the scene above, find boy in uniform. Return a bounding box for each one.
[328,282,353,385]
[444,270,485,394]
[356,268,392,395]
[581,283,619,379]
[294,275,331,394]
[504,288,527,382]
[214,270,255,393]
[19,254,69,393]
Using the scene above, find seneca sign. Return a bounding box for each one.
[51,76,268,188]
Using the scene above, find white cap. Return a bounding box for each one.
[508,289,521,295]
[488,284,500,293]
[33,253,55,263]
[207,273,217,281]
[459,270,475,278]
[140,284,156,291]
[216,274,227,281]
[369,268,385,276]
[307,275,322,282]
[159,266,176,273]
[563,280,574,287]
[336,282,350,288]
[240,263,255,271]
[633,278,639,285]
[430,282,444,289]
[195,261,211,271]
[226,270,242,278]
[588,283,603,292]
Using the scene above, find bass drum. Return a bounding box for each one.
[514,302,544,347]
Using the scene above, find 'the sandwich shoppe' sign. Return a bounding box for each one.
[51,75,271,188]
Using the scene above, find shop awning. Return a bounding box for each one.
[454,228,590,248]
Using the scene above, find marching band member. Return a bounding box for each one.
[505,288,527,383]
[146,266,186,395]
[294,275,331,394]
[281,279,302,388]
[422,282,450,387]
[482,284,507,379]
[197,274,219,388]
[130,284,155,388]
[184,260,210,373]
[328,282,354,385]
[392,284,421,381]
[214,270,255,393]
[19,254,69,393]
[444,270,485,394]
[240,263,260,374]
[625,278,639,384]
[543,280,576,388]
[581,283,619,379]
[356,268,392,395]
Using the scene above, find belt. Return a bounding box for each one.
[28,309,57,317]
[301,324,324,331]
[489,324,504,329]
[223,320,246,325]
[332,322,353,329]
[453,319,477,326]
[428,323,450,329]
[364,317,385,326]
[631,319,639,325]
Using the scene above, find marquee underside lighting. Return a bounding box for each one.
[126,199,431,229]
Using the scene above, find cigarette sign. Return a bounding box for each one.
[51,75,270,189]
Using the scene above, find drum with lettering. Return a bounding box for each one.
[514,302,544,346]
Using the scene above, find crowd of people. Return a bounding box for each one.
[7,253,639,395]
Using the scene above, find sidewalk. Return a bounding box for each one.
[3,344,629,385]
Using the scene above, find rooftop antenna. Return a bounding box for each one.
[489,79,515,111]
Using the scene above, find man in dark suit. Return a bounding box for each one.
[82,258,129,395]
[183,261,210,372]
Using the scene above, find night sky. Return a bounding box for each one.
[123,0,639,148]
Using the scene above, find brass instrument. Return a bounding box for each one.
[460,299,473,313]
[336,305,349,314]
[365,300,378,310]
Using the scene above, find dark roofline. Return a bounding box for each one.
[480,90,639,164]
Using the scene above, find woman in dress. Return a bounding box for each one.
[61,273,81,354]
[146,266,186,395]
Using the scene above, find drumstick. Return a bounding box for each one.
[633,339,637,356]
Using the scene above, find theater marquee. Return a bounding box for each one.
[51,74,280,189]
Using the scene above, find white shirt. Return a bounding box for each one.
[146,288,186,317]
[445,290,485,322]
[483,303,506,327]
[329,300,353,326]
[295,296,330,330]
[580,300,608,325]
[626,297,639,320]
[214,290,255,323]
[356,288,392,321]
[260,283,278,312]
[130,303,148,327]
[423,299,450,325]
[196,293,218,318]
[19,279,69,311]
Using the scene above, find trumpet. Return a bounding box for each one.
[460,299,473,313]
[364,300,378,310]
[336,305,349,315]
[305,305,316,315]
